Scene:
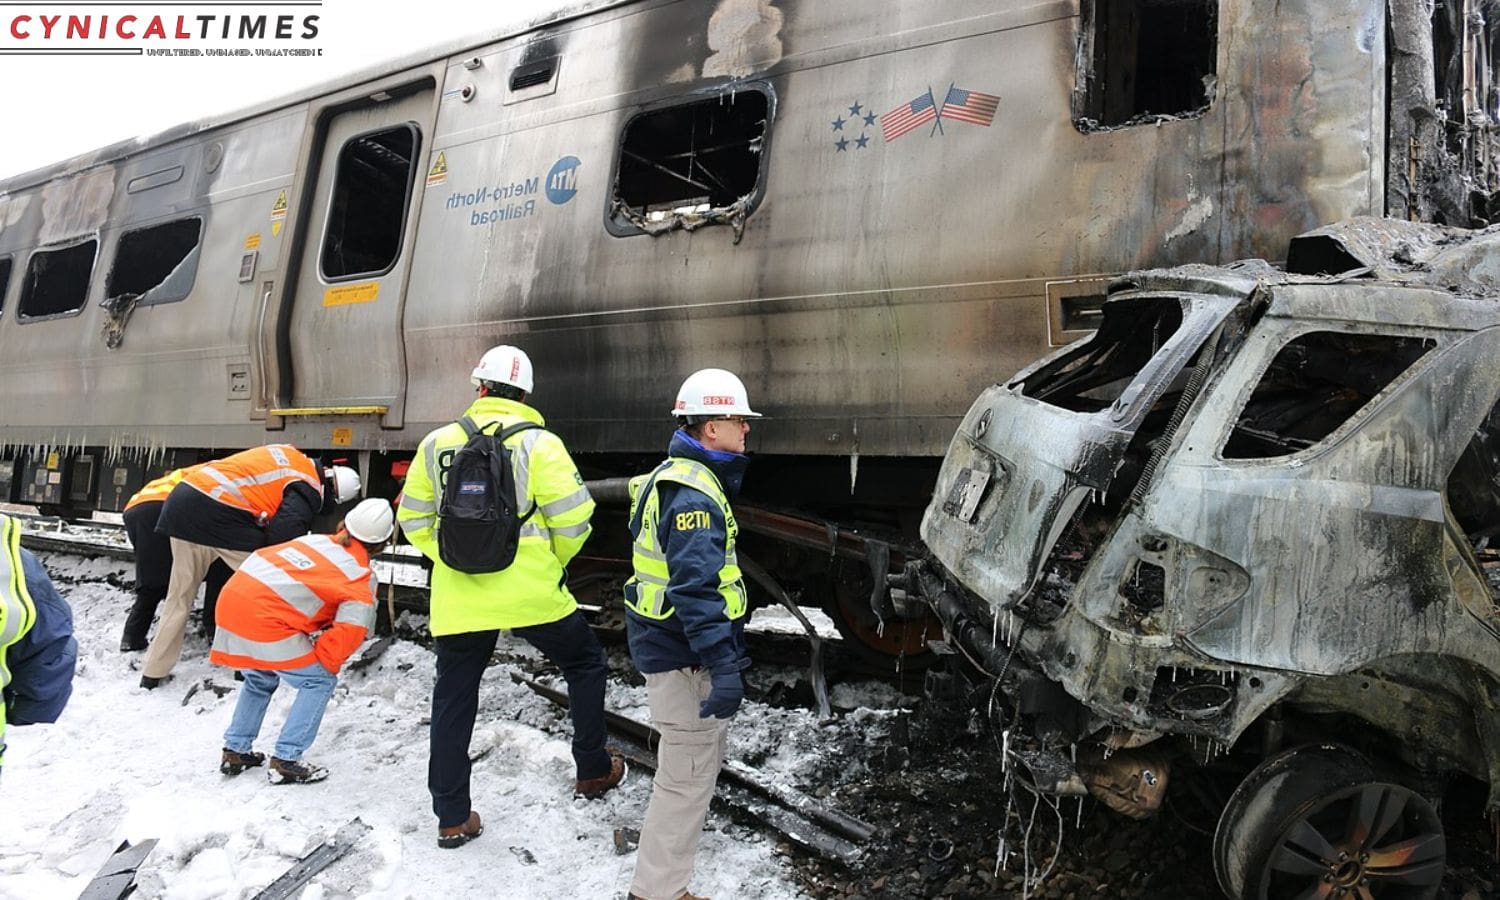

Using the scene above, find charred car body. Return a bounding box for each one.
[917,218,1500,898]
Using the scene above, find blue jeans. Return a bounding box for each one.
[223,663,337,761]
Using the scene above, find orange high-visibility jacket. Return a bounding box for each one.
[124,464,205,511]
[209,533,377,673]
[184,445,321,519]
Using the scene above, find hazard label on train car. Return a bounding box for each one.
[323,282,380,307]
[331,427,353,447]
[245,233,262,250]
[426,152,448,188]
[271,191,288,221]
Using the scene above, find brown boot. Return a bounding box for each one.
[219,748,266,776]
[575,752,627,799]
[437,810,483,849]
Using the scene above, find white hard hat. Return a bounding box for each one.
[344,498,395,544]
[470,345,535,394]
[671,368,761,418]
[326,465,361,504]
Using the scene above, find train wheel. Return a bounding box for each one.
[1213,744,1446,900]
[826,563,942,672]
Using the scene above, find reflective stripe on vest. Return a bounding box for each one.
[212,534,371,668]
[185,445,321,517]
[0,514,38,765]
[624,458,746,622]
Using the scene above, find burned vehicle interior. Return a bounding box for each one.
[915,223,1500,899]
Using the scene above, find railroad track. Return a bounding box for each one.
[8,510,879,705]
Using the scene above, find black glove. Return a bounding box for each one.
[699,669,744,720]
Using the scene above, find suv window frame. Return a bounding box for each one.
[1214,322,1439,463]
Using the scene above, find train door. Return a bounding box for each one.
[275,76,437,429]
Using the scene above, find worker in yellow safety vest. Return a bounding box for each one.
[0,513,77,776]
[397,344,623,850]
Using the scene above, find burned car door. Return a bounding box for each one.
[923,286,1247,613]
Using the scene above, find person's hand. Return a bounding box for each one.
[699,669,743,719]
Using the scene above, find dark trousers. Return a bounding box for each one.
[428,609,610,828]
[121,502,232,646]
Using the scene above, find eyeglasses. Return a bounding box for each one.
[712,416,750,426]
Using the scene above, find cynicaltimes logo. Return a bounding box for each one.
[0,2,324,58]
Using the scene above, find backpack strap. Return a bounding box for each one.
[495,421,545,522]
[497,421,543,442]
[457,415,483,438]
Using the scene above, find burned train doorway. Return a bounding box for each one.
[271,75,436,430]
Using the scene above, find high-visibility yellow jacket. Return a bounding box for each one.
[397,397,594,635]
[0,514,36,766]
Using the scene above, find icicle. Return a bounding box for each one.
[1075,795,1083,829]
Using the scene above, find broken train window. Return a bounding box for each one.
[19,238,98,320]
[1016,296,1184,412]
[98,217,203,349]
[320,124,420,280]
[1221,331,1435,460]
[0,255,11,317]
[608,88,770,239]
[1075,0,1218,129]
[106,218,203,308]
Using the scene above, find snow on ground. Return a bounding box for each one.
[0,552,884,900]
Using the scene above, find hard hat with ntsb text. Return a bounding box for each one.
[672,368,761,418]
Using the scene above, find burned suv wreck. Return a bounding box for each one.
[916,219,1500,899]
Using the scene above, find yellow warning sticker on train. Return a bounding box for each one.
[323,282,380,307]
[426,152,448,187]
[271,190,288,221]
[331,427,353,447]
[245,233,262,249]
[46,452,59,469]
[271,222,284,238]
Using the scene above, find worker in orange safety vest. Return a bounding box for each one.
[139,445,360,689]
[210,498,393,784]
[119,465,231,652]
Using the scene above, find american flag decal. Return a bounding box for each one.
[941,86,999,126]
[881,90,938,142]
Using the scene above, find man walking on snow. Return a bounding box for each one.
[397,344,623,850]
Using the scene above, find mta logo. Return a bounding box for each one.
[546,156,580,205]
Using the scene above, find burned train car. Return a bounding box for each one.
[0,1,1495,650]
[919,218,1500,898]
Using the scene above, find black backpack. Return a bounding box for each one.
[437,416,542,574]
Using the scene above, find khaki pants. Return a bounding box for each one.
[630,667,730,900]
[141,539,250,679]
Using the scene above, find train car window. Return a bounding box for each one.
[18,239,97,320]
[106,217,203,307]
[1075,0,1217,130]
[320,124,420,280]
[0,256,11,317]
[608,88,770,238]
